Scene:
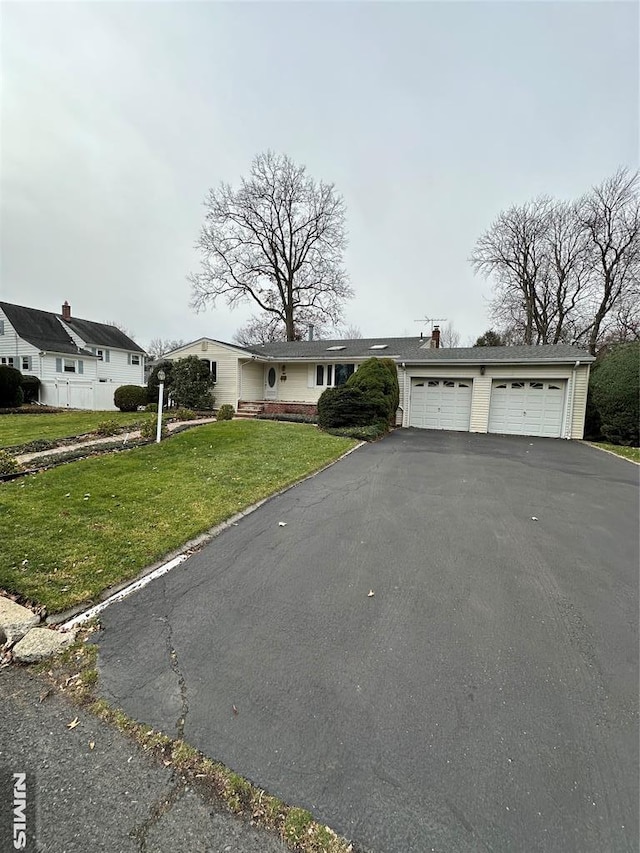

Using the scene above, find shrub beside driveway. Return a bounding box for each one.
[0,420,356,613]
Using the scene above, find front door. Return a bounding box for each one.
[264,366,278,400]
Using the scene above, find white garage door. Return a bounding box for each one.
[489,380,566,438]
[409,379,472,431]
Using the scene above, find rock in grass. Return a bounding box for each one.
[12,628,76,663]
[0,597,41,647]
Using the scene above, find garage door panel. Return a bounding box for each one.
[410,379,472,431]
[489,381,565,438]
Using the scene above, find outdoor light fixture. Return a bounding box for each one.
[156,370,166,443]
[480,366,486,376]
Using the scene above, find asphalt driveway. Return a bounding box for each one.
[96,430,639,853]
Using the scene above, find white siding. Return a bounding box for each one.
[570,364,590,439]
[39,354,98,381]
[239,361,264,400]
[94,348,145,385]
[469,376,492,433]
[163,340,240,408]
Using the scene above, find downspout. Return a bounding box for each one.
[566,360,580,439]
[400,362,407,427]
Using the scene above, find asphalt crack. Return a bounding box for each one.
[130,780,186,852]
[160,580,189,740]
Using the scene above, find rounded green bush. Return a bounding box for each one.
[588,342,639,446]
[145,402,158,413]
[20,374,41,404]
[114,384,147,412]
[0,365,24,407]
[216,404,235,421]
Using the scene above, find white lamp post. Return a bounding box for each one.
[156,369,165,443]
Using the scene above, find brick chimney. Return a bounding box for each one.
[61,301,71,321]
[431,325,440,349]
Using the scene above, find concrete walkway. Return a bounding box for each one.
[15,418,217,466]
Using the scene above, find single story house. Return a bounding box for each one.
[0,300,146,410]
[161,329,594,439]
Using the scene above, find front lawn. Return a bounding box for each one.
[0,411,152,448]
[0,420,356,612]
[589,442,640,463]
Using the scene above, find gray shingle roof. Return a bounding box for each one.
[0,301,144,355]
[63,317,145,353]
[248,338,594,363]
[0,302,93,356]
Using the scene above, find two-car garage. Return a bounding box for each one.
[408,376,567,438]
[401,346,593,440]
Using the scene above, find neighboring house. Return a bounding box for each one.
[0,300,146,410]
[161,328,595,439]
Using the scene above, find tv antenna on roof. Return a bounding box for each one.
[415,317,447,332]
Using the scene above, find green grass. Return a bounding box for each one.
[0,420,356,612]
[589,442,640,463]
[0,411,152,447]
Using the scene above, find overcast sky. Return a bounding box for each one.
[1,1,638,349]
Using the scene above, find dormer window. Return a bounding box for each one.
[369,344,388,350]
[326,345,346,351]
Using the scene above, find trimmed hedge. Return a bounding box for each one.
[586,342,639,446]
[326,423,389,441]
[317,358,399,430]
[20,374,41,403]
[255,412,317,424]
[0,365,24,407]
[114,385,147,412]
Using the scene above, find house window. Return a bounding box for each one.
[529,382,543,390]
[443,380,455,387]
[22,357,31,371]
[64,359,76,373]
[200,359,217,382]
[427,380,439,387]
[326,364,333,386]
[334,364,355,386]
[96,349,104,361]
[130,354,140,366]
[316,365,325,386]
[0,320,4,335]
[511,382,525,389]
[1,356,14,367]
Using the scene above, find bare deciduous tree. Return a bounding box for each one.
[471,169,639,354]
[233,309,333,346]
[146,338,188,360]
[341,324,363,339]
[439,323,461,347]
[190,151,353,341]
[576,168,640,354]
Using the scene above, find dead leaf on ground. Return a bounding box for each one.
[232,705,239,715]
[278,522,287,527]
[89,741,95,750]
[367,590,375,597]
[67,717,79,730]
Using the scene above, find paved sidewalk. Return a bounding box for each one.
[0,666,287,853]
[15,418,217,465]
